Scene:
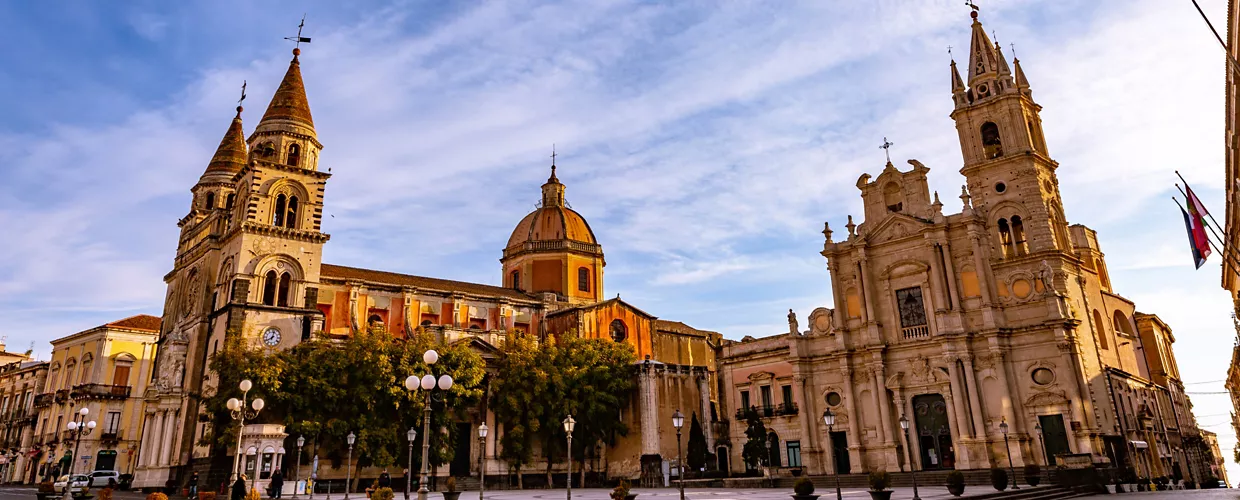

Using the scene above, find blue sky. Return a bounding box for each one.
[1,0,1237,477]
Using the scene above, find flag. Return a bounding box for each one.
[1181,206,1211,269]
[1186,184,1212,224]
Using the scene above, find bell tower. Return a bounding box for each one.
[950,10,1071,256]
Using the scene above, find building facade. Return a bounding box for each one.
[716,11,1204,478]
[35,315,159,481]
[0,354,46,484]
[136,46,721,489]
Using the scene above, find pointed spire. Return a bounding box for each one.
[951,59,966,94]
[255,48,315,136]
[966,12,999,84]
[994,42,1011,76]
[203,105,248,177]
[1014,57,1031,93]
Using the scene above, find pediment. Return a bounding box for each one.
[865,213,933,244]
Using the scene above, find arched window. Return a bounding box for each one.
[80,355,93,384]
[64,359,76,389]
[510,270,521,291]
[577,267,590,292]
[1010,215,1028,255]
[287,144,301,166]
[204,192,215,210]
[260,142,276,158]
[277,272,291,307]
[262,270,278,306]
[997,218,1014,257]
[1093,310,1109,350]
[273,195,287,227]
[610,319,628,342]
[981,122,1004,159]
[883,182,903,212]
[285,196,298,229]
[1113,310,1135,336]
[225,193,236,210]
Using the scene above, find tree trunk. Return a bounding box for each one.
[545,455,552,489]
[579,458,585,488]
[515,465,523,490]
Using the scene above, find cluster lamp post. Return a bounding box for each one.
[227,379,265,482]
[404,350,454,500]
[822,410,842,500]
[63,407,96,500]
[478,424,488,500]
[672,410,685,500]
[1000,419,1019,490]
[898,415,920,500]
[563,415,575,500]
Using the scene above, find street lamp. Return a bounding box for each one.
[294,435,306,499]
[672,410,685,500]
[404,350,454,500]
[764,438,772,468]
[999,419,1018,490]
[563,415,575,500]
[477,424,488,500]
[898,415,920,500]
[63,408,96,500]
[405,428,417,500]
[227,379,264,482]
[345,432,356,500]
[822,410,842,500]
[1033,423,1047,466]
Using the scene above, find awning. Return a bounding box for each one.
[1130,440,1149,449]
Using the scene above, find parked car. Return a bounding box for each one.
[88,470,120,487]
[53,474,90,494]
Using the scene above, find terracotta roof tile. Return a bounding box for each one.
[320,263,536,301]
[104,314,162,332]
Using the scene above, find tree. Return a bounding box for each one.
[686,413,707,473]
[199,333,289,451]
[555,335,637,487]
[489,332,546,489]
[740,409,768,471]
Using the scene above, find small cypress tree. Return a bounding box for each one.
[740,409,768,470]
[686,413,708,472]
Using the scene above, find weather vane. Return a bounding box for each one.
[880,137,894,163]
[285,14,311,49]
[239,81,247,107]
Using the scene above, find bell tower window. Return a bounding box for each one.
[262,270,278,306]
[577,267,590,292]
[287,144,301,167]
[883,182,903,212]
[273,195,287,227]
[510,270,521,291]
[277,272,291,307]
[981,122,1004,159]
[226,193,235,210]
[997,218,1014,257]
[285,196,298,229]
[1010,215,1028,255]
[260,142,276,158]
[204,192,215,210]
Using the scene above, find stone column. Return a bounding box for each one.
[925,244,948,312]
[841,364,863,473]
[793,374,818,472]
[942,392,964,467]
[945,358,973,439]
[638,363,660,456]
[873,364,893,446]
[968,230,997,328]
[893,390,912,472]
[159,411,173,466]
[940,242,961,310]
[990,350,1018,435]
[697,372,714,449]
[963,355,987,438]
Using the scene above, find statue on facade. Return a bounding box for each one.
[1039,260,1058,295]
[788,309,800,335]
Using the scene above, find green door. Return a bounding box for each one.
[1039,414,1071,465]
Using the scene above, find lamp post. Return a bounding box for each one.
[1033,423,1047,466]
[477,424,488,500]
[999,419,1018,490]
[898,415,920,500]
[563,415,575,500]
[764,439,772,468]
[345,432,356,500]
[295,436,306,499]
[404,350,454,500]
[63,408,96,500]
[227,379,264,482]
[672,410,685,500]
[405,428,417,500]
[822,410,842,500]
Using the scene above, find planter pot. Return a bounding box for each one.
[625,495,638,500]
[868,491,892,500]
[1106,485,1116,494]
[1027,477,1041,487]
[791,495,820,500]
[947,485,965,497]
[442,492,461,500]
[792,469,804,477]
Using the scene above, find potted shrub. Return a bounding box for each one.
[945,470,965,497]
[1024,464,1042,487]
[611,480,637,500]
[147,492,169,500]
[201,493,217,500]
[37,481,56,500]
[990,468,1008,491]
[441,477,460,500]
[867,471,891,500]
[793,477,819,500]
[373,487,395,500]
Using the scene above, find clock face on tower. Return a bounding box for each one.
[262,327,281,347]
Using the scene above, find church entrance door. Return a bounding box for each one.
[830,431,850,474]
[449,423,471,476]
[912,394,954,470]
[1039,414,1071,465]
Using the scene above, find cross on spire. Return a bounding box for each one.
[880,137,894,163]
[1009,42,1017,59]
[285,15,312,50]
[948,45,953,59]
[551,144,557,167]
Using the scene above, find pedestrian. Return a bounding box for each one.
[232,475,247,500]
[377,469,391,489]
[190,472,200,500]
[270,470,284,499]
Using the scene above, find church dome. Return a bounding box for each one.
[506,205,597,248]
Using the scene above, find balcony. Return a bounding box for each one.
[100,431,121,443]
[32,393,53,408]
[902,324,930,340]
[71,383,132,400]
[54,389,70,403]
[734,403,799,420]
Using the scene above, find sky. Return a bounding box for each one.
[0,0,1237,480]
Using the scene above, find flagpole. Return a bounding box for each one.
[1174,171,1227,230]
[1173,183,1231,251]
[1173,196,1240,269]
[1172,182,1240,270]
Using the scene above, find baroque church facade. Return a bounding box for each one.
[717,11,1205,481]
[134,46,721,489]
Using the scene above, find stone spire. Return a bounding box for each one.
[966,11,1000,85]
[202,106,248,179]
[541,149,566,208]
[951,58,968,108]
[1014,57,1031,96]
[255,48,316,138]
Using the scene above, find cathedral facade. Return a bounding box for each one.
[716,12,1204,481]
[134,46,719,489]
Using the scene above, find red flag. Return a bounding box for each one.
[1186,185,1212,223]
[1181,207,1211,269]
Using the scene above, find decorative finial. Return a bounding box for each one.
[285,15,311,57]
[549,144,558,180]
[236,80,247,116]
[846,215,856,238]
[948,45,954,61]
[823,222,833,243]
[934,191,942,205]
[960,185,972,209]
[967,0,979,19]
[879,137,894,164]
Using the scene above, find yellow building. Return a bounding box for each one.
[0,343,46,485]
[34,315,159,477]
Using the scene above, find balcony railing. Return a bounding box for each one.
[902,324,930,339]
[100,431,121,442]
[53,389,70,403]
[71,383,132,400]
[734,403,799,420]
[32,393,53,408]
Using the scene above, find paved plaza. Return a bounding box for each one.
[0,487,1234,500]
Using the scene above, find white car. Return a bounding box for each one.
[87,470,120,488]
[52,475,89,494]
